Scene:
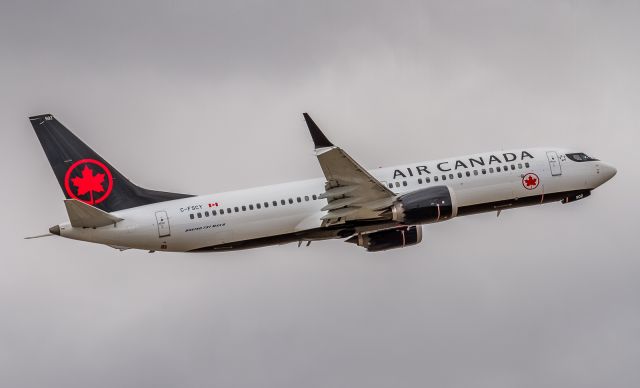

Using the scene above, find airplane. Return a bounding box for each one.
[26,113,616,252]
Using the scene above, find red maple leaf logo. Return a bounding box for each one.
[71,165,105,204]
[524,175,537,187]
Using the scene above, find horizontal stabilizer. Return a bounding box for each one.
[64,199,123,228]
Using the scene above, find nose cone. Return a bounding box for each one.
[597,163,617,186]
[603,163,617,180]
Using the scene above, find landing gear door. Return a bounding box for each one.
[155,211,171,237]
[547,151,562,176]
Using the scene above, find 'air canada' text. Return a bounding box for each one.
[392,151,534,179]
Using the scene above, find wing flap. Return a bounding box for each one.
[359,197,397,211]
[318,185,359,199]
[321,197,360,211]
[320,206,361,220]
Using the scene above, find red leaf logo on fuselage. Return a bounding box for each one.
[64,159,113,205]
[522,173,540,190]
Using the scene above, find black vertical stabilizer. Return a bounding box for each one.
[30,114,193,213]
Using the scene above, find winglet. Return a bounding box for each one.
[303,113,333,149]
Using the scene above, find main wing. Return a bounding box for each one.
[303,113,396,225]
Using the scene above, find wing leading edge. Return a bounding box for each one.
[303,113,396,225]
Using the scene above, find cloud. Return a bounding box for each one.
[0,1,638,387]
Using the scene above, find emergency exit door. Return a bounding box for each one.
[547,151,562,176]
[155,211,171,237]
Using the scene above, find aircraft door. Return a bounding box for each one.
[155,211,171,237]
[547,151,562,176]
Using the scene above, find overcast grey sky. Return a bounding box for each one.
[1,1,639,387]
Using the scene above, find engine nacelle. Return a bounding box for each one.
[346,226,422,252]
[391,185,456,224]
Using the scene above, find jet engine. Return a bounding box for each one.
[345,226,422,252]
[391,185,456,224]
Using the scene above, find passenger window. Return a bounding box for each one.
[426,177,431,183]
[219,209,224,215]
[442,175,447,181]
[525,162,530,168]
[289,198,294,204]
[482,169,486,174]
[264,202,269,208]
[418,178,423,184]
[189,214,194,220]
[312,195,317,200]
[205,211,209,217]
[474,170,478,176]
[511,165,516,170]
[281,199,286,205]
[466,171,470,177]
[402,181,407,186]
[449,174,454,179]
[249,204,254,210]
[212,210,217,216]
[489,168,494,173]
[305,196,309,201]
[395,182,400,188]
[518,163,523,169]
[242,205,246,211]
[297,197,302,203]
[234,207,239,212]
[273,201,277,206]
[256,203,261,209]
[434,176,439,182]
[197,212,202,218]
[227,208,231,213]
[496,166,501,172]
[457,172,462,178]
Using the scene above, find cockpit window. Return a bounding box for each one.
[566,152,598,162]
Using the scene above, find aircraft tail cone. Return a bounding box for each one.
[49,225,60,236]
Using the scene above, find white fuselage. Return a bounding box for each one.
[55,147,616,252]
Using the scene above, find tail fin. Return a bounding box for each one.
[30,114,193,213]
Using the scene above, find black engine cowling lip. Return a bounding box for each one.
[392,185,456,224]
[363,225,422,252]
